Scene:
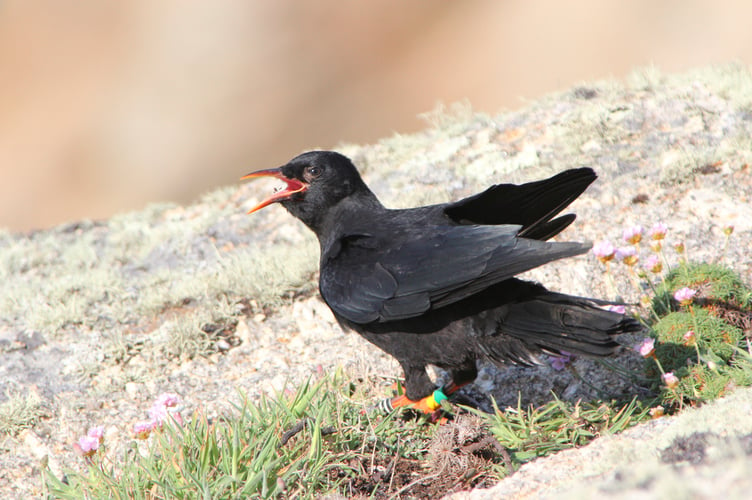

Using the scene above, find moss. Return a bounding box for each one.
[646,261,751,408]
[652,309,742,369]
[0,391,47,436]
[652,262,752,317]
[673,363,731,404]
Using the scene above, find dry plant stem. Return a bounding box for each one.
[603,261,620,300]
[693,342,703,365]
[720,233,731,265]
[625,266,643,296]
[386,473,441,500]
[630,267,661,322]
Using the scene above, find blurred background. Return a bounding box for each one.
[1,0,751,232]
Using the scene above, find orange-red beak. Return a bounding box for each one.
[241,168,308,214]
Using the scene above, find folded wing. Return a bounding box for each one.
[320,224,590,324]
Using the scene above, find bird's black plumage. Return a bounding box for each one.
[244,151,640,403]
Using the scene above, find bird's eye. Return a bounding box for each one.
[304,165,323,180]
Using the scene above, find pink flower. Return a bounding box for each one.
[645,255,662,273]
[723,225,734,236]
[674,242,685,254]
[132,392,184,439]
[635,338,655,358]
[616,246,638,266]
[148,404,168,426]
[622,225,644,245]
[606,305,626,314]
[154,393,180,408]
[76,435,100,457]
[662,372,679,389]
[648,222,668,240]
[549,351,572,371]
[592,240,615,263]
[674,287,696,306]
[147,393,183,428]
[133,420,155,439]
[683,330,696,345]
[87,426,105,443]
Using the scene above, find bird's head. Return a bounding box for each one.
[242,151,378,231]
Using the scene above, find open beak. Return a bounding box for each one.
[241,168,308,214]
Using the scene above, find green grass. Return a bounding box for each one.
[45,372,439,499]
[42,372,656,498]
[474,396,649,464]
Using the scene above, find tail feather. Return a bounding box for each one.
[479,291,641,366]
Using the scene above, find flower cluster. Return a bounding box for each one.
[645,255,662,274]
[592,240,615,263]
[622,225,644,245]
[648,222,667,240]
[673,287,696,306]
[649,405,665,419]
[683,330,696,346]
[74,393,183,459]
[592,222,703,318]
[592,221,671,283]
[133,393,183,439]
[634,338,681,391]
[74,426,105,458]
[662,372,679,389]
[596,220,743,416]
[635,338,655,358]
[615,246,638,266]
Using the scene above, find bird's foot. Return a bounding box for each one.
[377,387,450,417]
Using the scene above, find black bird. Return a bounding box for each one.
[243,151,639,413]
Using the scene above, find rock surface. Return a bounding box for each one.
[451,387,752,499]
[1,64,751,498]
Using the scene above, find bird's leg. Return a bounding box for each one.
[444,364,478,396]
[380,364,465,415]
[402,365,437,401]
[379,363,480,415]
[379,365,442,414]
[385,364,479,414]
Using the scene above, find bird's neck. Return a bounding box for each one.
[312,191,385,249]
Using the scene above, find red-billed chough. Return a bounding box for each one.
[243,151,640,413]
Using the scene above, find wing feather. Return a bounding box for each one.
[320,224,589,324]
[443,167,595,239]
